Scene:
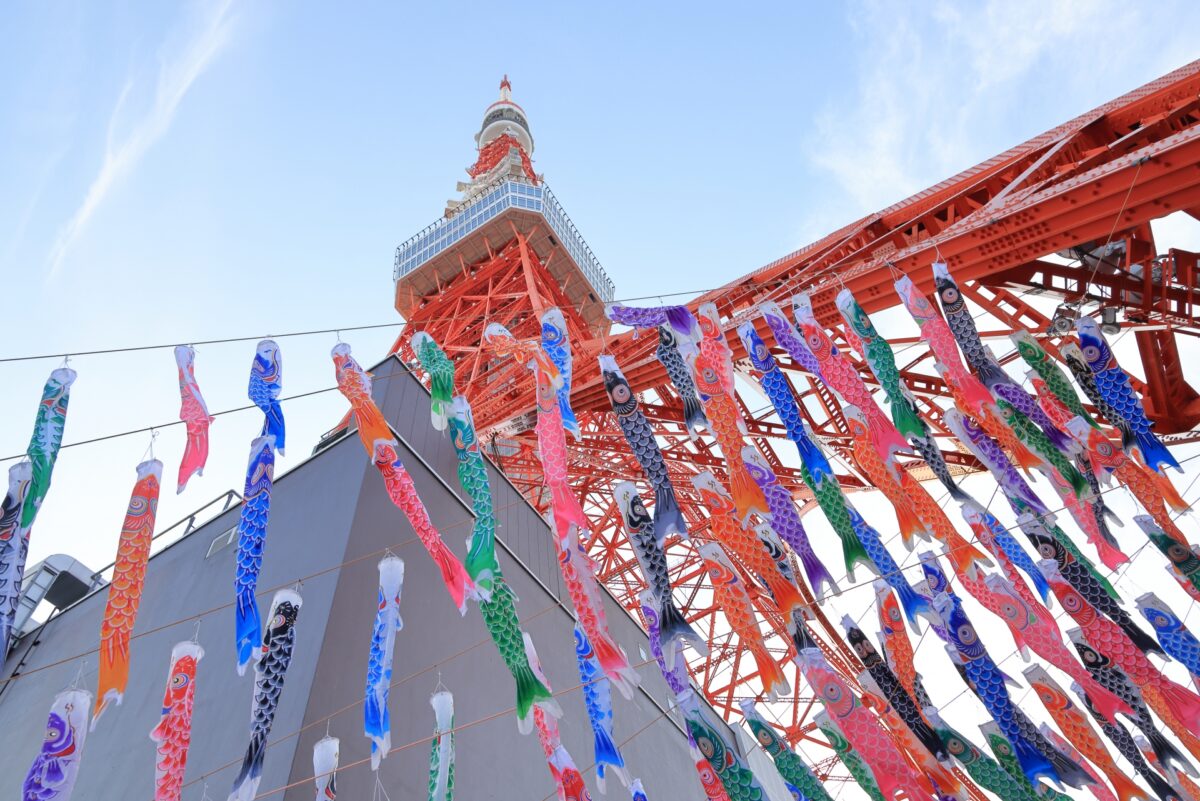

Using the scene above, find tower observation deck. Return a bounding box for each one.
[393,77,614,335]
[388,77,617,438]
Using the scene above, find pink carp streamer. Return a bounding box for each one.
[332,343,476,614]
[484,323,639,698]
[842,405,928,549]
[954,562,1130,723]
[174,345,213,493]
[94,458,163,727]
[150,640,204,801]
[689,305,768,524]
[896,276,1044,472]
[798,647,932,801]
[1043,559,1200,749]
[793,294,908,462]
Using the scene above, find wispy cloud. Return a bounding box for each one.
[47,0,237,277]
[807,0,1154,220]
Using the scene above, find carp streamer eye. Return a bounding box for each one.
[940,287,959,304]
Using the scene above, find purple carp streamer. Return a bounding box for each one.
[23,689,91,801]
[605,302,701,353]
[739,441,836,598]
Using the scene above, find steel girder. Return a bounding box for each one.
[389,60,1200,782]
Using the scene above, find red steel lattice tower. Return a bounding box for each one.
[387,79,867,778]
[386,67,1200,784]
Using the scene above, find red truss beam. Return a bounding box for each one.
[390,61,1200,785]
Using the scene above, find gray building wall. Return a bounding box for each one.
[0,355,726,800]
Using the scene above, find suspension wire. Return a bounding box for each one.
[1,262,1191,784]
[0,249,1054,369]
[183,599,564,795]
[13,435,1169,695]
[240,660,673,801]
[0,366,411,464]
[0,489,539,688]
[1076,158,1147,308]
[0,280,788,367]
[2,446,1191,796]
[0,321,405,364]
[534,706,674,801]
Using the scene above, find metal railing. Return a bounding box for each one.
[393,179,615,302]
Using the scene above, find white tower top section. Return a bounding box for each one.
[476,75,534,155]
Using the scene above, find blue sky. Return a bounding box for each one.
[4,1,1200,782]
[6,0,1199,563]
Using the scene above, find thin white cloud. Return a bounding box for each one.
[47,0,237,277]
[808,0,1148,219]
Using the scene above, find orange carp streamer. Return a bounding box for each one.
[332,342,476,614]
[697,542,791,702]
[94,458,163,727]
